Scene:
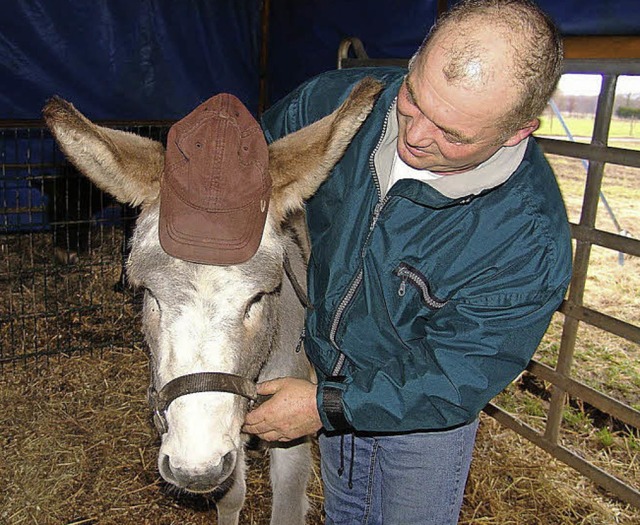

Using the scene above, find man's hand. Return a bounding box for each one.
[242,377,322,442]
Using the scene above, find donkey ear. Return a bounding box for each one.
[267,77,383,224]
[43,96,164,207]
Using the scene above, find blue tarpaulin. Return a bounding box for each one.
[1,0,638,120]
[267,0,439,106]
[0,0,262,120]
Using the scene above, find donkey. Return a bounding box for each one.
[43,77,382,525]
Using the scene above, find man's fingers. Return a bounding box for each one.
[244,404,267,425]
[257,430,284,442]
[255,379,283,396]
[242,420,265,434]
[242,419,284,442]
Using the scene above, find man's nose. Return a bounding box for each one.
[405,113,437,147]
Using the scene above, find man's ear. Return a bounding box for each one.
[502,118,539,147]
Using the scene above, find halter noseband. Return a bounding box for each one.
[148,372,260,435]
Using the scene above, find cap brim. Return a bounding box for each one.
[158,187,269,265]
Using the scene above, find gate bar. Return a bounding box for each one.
[485,403,640,509]
[528,360,640,429]
[559,300,640,344]
[545,74,618,444]
[538,138,640,168]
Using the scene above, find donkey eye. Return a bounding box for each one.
[144,289,161,312]
[144,288,158,308]
[244,292,266,319]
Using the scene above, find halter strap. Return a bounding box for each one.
[283,253,313,310]
[156,372,257,410]
[149,372,260,434]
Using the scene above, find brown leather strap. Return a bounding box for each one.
[283,253,313,310]
[156,372,258,414]
[148,372,266,435]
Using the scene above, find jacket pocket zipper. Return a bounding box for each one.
[395,263,447,309]
[329,197,386,377]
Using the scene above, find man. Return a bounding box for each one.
[243,1,572,523]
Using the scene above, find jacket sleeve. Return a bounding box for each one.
[317,265,572,433]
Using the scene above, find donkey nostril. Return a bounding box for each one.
[161,450,238,493]
[159,454,176,484]
[220,450,236,478]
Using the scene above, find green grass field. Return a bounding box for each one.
[537,115,640,139]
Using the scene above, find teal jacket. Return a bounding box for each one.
[261,68,572,433]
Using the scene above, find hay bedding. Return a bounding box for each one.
[0,349,323,525]
[1,229,639,524]
[1,349,639,525]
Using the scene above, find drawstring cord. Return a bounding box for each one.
[337,433,355,490]
[348,434,355,489]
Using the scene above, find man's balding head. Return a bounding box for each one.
[410,0,562,137]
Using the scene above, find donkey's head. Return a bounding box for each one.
[43,78,382,493]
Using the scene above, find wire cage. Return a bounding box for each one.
[0,122,171,369]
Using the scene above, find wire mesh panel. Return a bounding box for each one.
[0,122,171,368]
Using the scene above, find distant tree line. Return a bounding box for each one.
[616,106,640,119]
[548,91,640,118]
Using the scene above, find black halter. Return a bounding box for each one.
[148,372,259,435]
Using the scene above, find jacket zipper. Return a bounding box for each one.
[395,263,448,309]
[329,102,394,377]
[329,271,362,375]
[368,100,395,201]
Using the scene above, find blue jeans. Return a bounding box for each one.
[319,419,479,525]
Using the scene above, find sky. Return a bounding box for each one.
[558,74,640,97]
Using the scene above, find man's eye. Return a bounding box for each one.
[402,84,415,105]
[443,133,463,145]
[406,90,416,106]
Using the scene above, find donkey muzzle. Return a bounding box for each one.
[148,372,259,435]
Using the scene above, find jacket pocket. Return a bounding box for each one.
[394,262,448,310]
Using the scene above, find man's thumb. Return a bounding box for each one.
[256,379,282,396]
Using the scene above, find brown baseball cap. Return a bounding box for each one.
[159,93,271,265]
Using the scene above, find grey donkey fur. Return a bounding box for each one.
[43,77,382,525]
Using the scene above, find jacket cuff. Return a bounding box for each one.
[319,379,352,432]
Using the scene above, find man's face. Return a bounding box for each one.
[396,47,528,175]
